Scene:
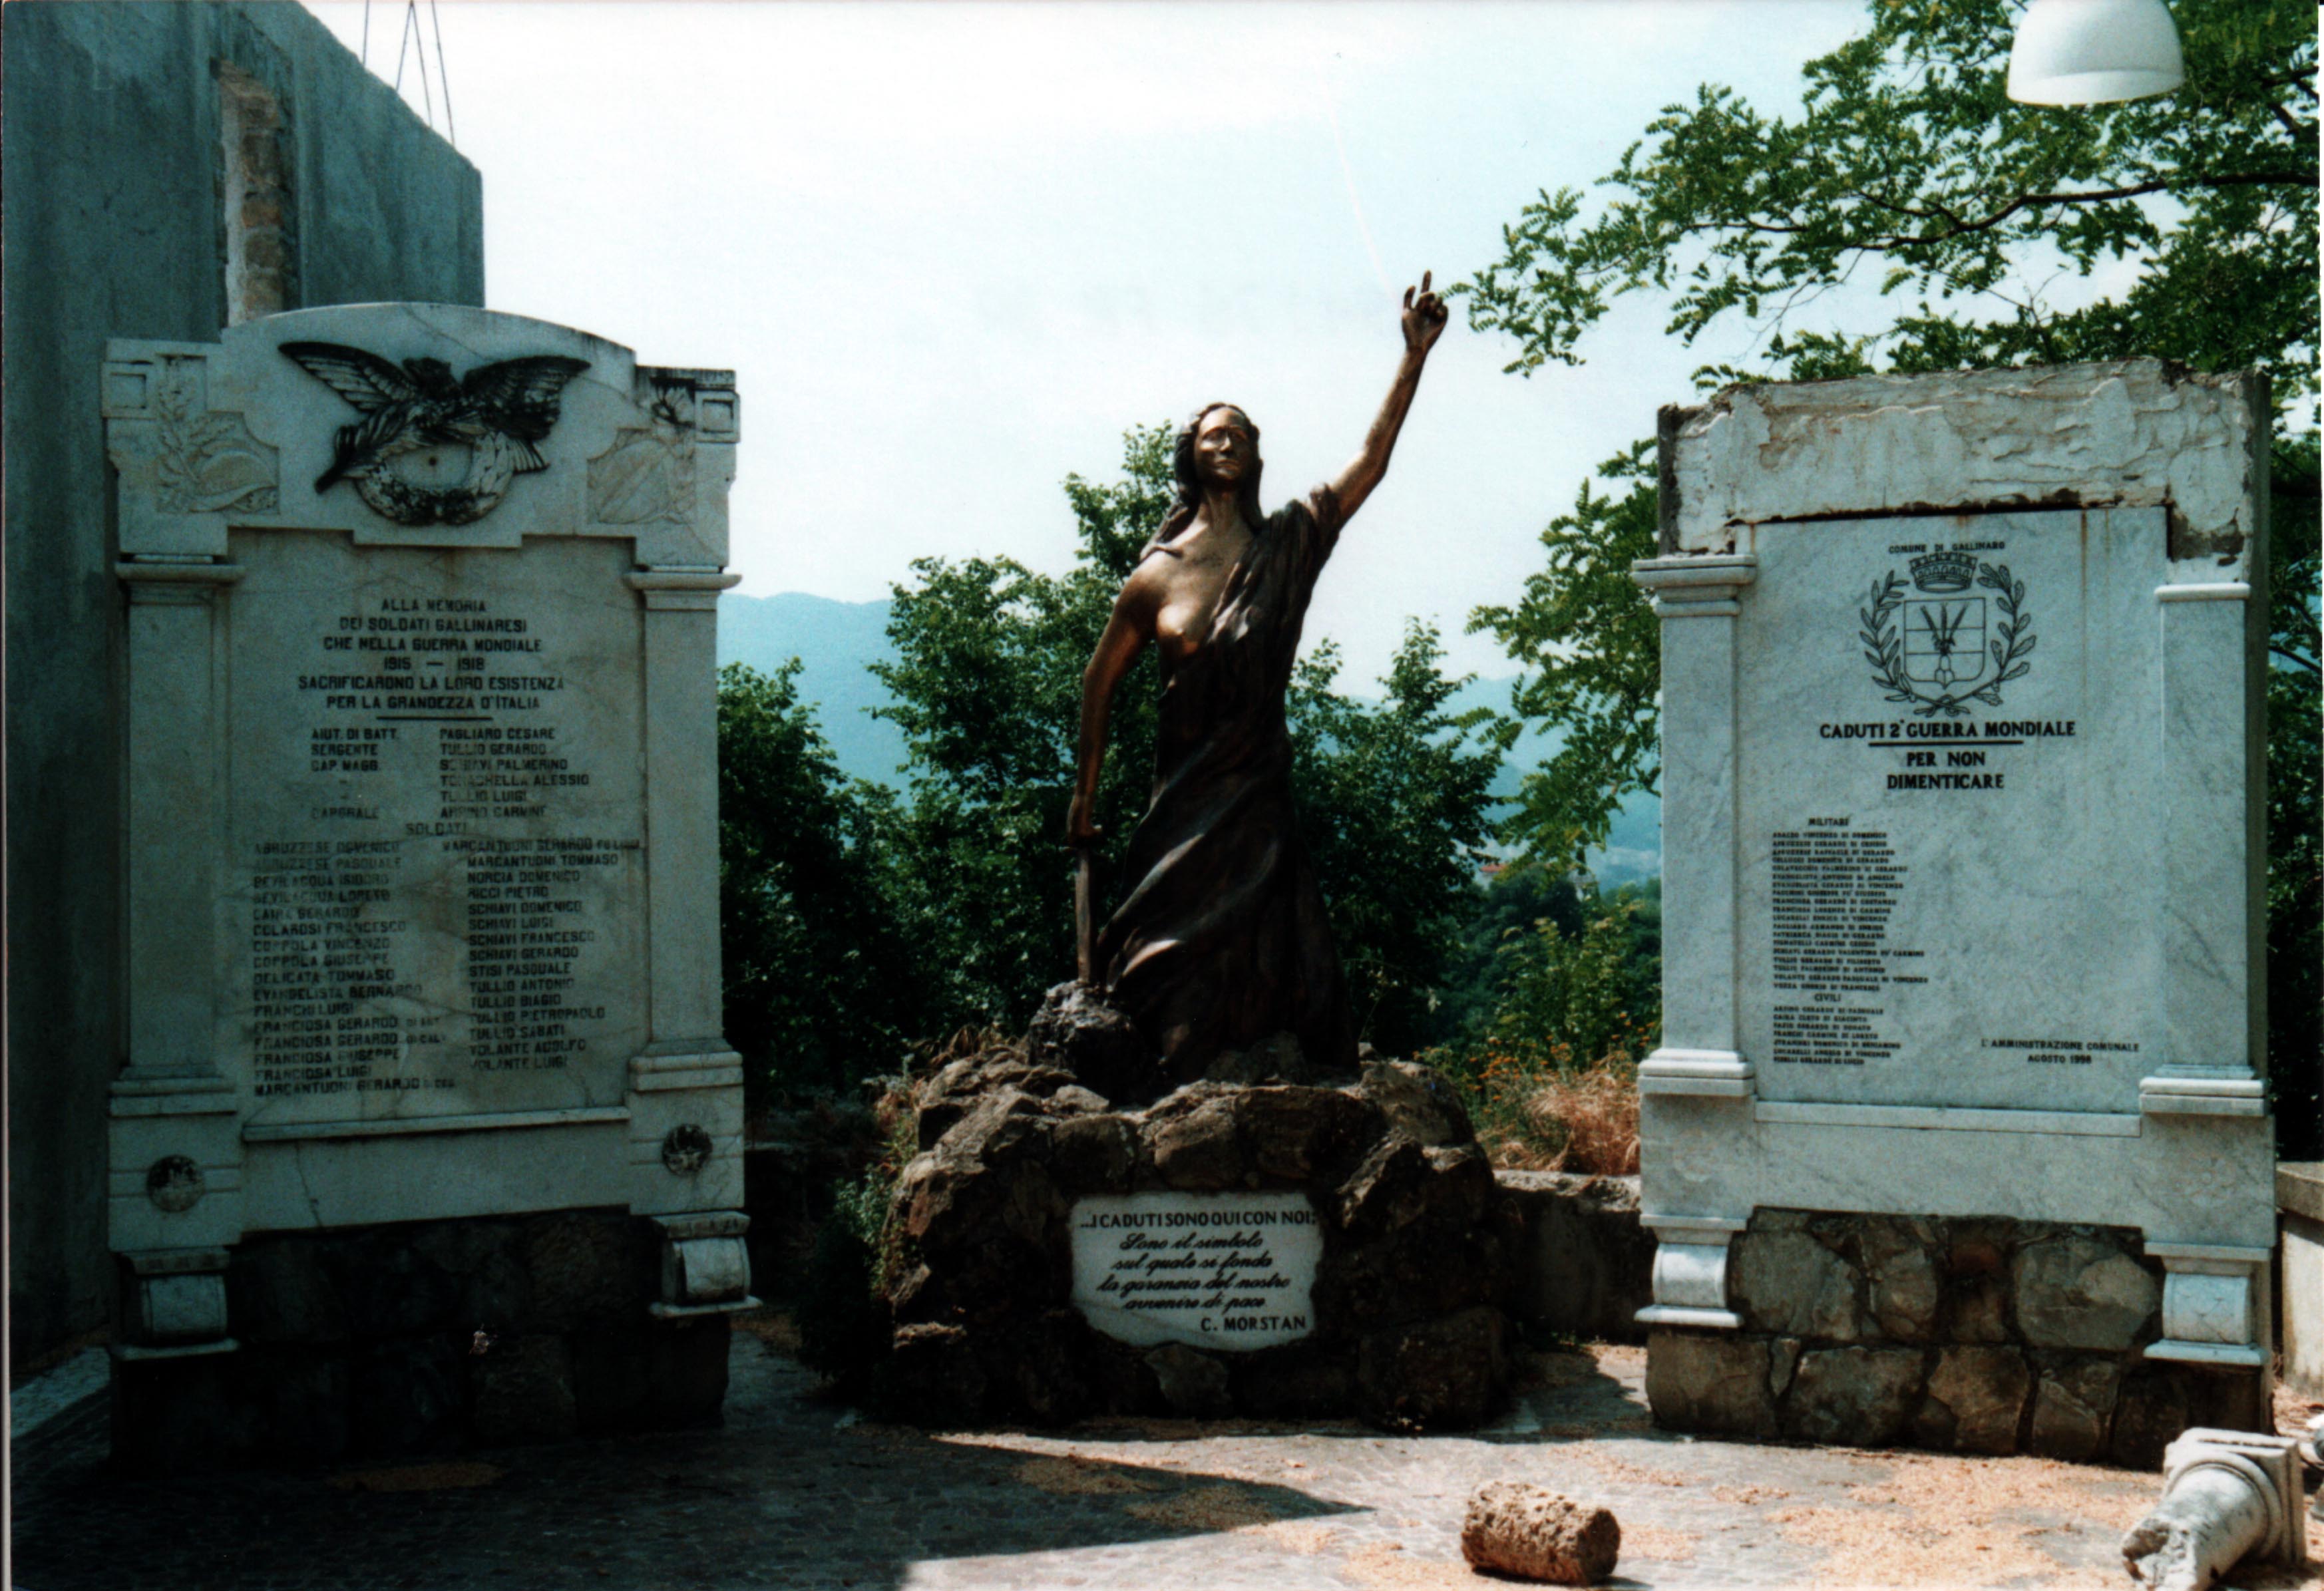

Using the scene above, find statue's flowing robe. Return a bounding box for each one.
[1096,484,1358,1081]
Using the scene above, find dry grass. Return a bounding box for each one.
[1565,1446,1694,1489]
[1621,1520,1702,1562]
[733,1307,801,1354]
[1013,1455,1159,1497]
[1244,1520,1336,1555]
[1764,1449,2167,1590]
[1338,1541,1477,1590]
[1518,1059,1641,1175]
[1122,1483,1280,1532]
[1471,1055,1643,1176]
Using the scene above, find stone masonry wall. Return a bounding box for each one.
[1646,1210,2263,1467]
[110,1210,727,1472]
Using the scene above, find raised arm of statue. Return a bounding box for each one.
[1330,271,1450,523]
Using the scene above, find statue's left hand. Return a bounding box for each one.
[1402,271,1450,357]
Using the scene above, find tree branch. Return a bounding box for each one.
[1724,170,2314,253]
[2268,642,2321,677]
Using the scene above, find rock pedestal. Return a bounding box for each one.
[872,1034,1519,1431]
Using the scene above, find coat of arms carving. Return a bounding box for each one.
[1861,550,2036,718]
[278,341,590,526]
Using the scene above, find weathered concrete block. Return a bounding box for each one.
[1144,1343,1232,1419]
[2028,1355,2124,1461]
[1784,1346,1925,1445]
[471,1333,577,1446]
[1646,1329,1775,1439]
[1499,1171,1653,1345]
[1357,1306,1507,1432]
[1861,1218,1941,1342]
[2279,1165,2324,1399]
[1732,1229,1861,1341]
[1917,1345,2031,1455]
[2014,1233,2158,1351]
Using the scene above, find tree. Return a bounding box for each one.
[873,425,1499,1049]
[717,661,922,1105]
[1288,625,1502,1055]
[1456,0,2319,1149]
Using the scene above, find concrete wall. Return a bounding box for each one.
[2280,1164,2324,1399]
[4,1,484,1361]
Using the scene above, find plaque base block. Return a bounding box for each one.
[108,1209,731,1472]
[873,1050,1519,1433]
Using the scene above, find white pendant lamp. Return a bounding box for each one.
[2007,0,2186,105]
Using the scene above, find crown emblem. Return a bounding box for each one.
[1909,550,1976,594]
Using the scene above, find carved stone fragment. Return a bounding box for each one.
[2122,1429,2304,1591]
[1459,1482,1620,1585]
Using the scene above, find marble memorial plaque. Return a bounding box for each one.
[1735,508,2163,1113]
[227,530,648,1129]
[1070,1190,1321,1351]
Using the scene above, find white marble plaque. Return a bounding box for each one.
[227,530,649,1129]
[1736,508,2163,1113]
[1070,1190,1321,1351]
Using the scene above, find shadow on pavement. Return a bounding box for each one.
[9,1343,1368,1591]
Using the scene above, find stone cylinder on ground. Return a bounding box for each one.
[1459,1481,1619,1584]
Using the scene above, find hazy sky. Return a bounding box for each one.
[306,1,1872,682]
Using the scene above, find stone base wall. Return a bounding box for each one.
[1498,1172,1652,1345]
[110,1210,728,1472]
[1646,1210,2263,1466]
[2280,1164,2324,1399]
[878,1056,1519,1432]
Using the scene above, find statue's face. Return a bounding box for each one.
[1193,408,1255,487]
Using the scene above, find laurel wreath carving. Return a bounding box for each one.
[1860,562,2035,719]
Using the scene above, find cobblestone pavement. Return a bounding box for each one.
[13,1326,2321,1591]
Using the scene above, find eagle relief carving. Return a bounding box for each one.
[278,341,590,526]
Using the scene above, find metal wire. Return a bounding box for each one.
[429,0,457,147]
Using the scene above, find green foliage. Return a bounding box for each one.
[1459,0,2316,403]
[717,661,921,1103]
[1455,0,2320,1149]
[1467,444,1662,866]
[1482,889,1660,1072]
[794,1143,906,1388]
[1429,876,1660,1170]
[868,427,1171,1031]
[1430,862,1591,1045]
[2267,437,2321,1156]
[1286,625,1502,1055]
[872,423,1498,1047]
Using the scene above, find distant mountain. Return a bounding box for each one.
[718,591,1660,879]
[717,592,911,784]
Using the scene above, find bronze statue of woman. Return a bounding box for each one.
[1065,273,1450,1088]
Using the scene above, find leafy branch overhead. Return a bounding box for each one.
[1456,0,2317,404]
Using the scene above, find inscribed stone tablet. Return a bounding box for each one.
[1736,508,2164,1113]
[1069,1190,1321,1351]
[227,530,648,1130]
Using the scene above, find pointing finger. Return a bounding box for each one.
[1403,285,1414,310]
[1421,268,1432,295]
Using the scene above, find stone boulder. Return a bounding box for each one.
[869,1056,1517,1431]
